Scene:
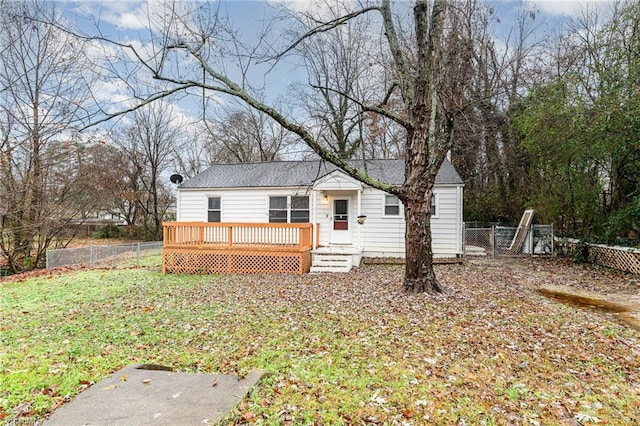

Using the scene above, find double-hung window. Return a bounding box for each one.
[430,193,438,218]
[269,195,310,223]
[207,196,221,222]
[268,196,288,223]
[383,195,401,217]
[290,196,310,223]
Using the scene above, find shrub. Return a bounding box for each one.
[572,240,590,264]
[92,223,123,239]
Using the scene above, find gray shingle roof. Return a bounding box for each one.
[179,158,463,189]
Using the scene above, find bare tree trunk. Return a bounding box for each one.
[403,191,443,293]
[395,0,449,293]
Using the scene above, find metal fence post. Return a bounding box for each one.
[462,222,466,257]
[491,225,496,258]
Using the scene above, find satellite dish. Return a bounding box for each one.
[170,174,184,184]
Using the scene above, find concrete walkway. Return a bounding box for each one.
[44,365,264,425]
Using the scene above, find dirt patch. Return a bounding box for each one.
[471,256,640,294]
[537,284,640,330]
[466,256,640,330]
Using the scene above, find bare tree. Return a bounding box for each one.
[203,101,295,163]
[449,1,542,223]
[0,0,92,272]
[116,102,184,239]
[172,125,212,178]
[76,141,141,226]
[78,0,478,293]
[288,4,384,159]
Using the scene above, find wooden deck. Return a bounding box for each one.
[162,222,314,274]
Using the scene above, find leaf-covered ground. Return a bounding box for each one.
[1,257,639,425]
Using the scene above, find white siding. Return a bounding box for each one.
[430,185,462,257]
[177,188,312,223]
[177,182,464,259]
[360,187,405,257]
[177,189,208,221]
[312,191,332,245]
[358,186,463,258]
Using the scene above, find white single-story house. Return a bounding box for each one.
[171,159,464,272]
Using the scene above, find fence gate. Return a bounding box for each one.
[464,224,554,257]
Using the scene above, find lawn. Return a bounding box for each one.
[1,258,639,425]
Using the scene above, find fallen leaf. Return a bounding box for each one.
[102,344,113,356]
[240,411,256,421]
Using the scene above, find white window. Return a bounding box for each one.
[207,196,221,222]
[269,195,310,223]
[290,196,310,223]
[430,193,439,218]
[383,195,401,217]
[269,196,288,223]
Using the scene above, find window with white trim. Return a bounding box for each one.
[268,196,288,223]
[207,196,221,222]
[383,195,401,217]
[269,195,309,223]
[290,196,310,223]
[430,193,438,218]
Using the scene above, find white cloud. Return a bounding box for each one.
[75,0,192,31]
[75,1,149,30]
[529,0,610,17]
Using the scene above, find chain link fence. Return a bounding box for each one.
[465,224,554,257]
[46,241,163,269]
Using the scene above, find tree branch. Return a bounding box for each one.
[309,83,412,129]
[144,46,400,195]
[271,6,380,61]
[78,83,199,131]
[380,0,412,106]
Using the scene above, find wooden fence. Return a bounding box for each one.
[162,222,313,275]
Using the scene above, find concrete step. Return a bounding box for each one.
[310,253,353,273]
[465,245,487,256]
[309,265,352,273]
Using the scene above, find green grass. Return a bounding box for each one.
[1,260,639,424]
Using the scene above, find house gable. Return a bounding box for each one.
[313,170,363,191]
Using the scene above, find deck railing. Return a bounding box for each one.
[163,222,314,251]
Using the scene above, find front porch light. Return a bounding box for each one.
[357,215,367,225]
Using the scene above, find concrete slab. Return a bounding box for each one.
[44,365,264,425]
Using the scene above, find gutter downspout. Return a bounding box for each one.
[357,189,362,252]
